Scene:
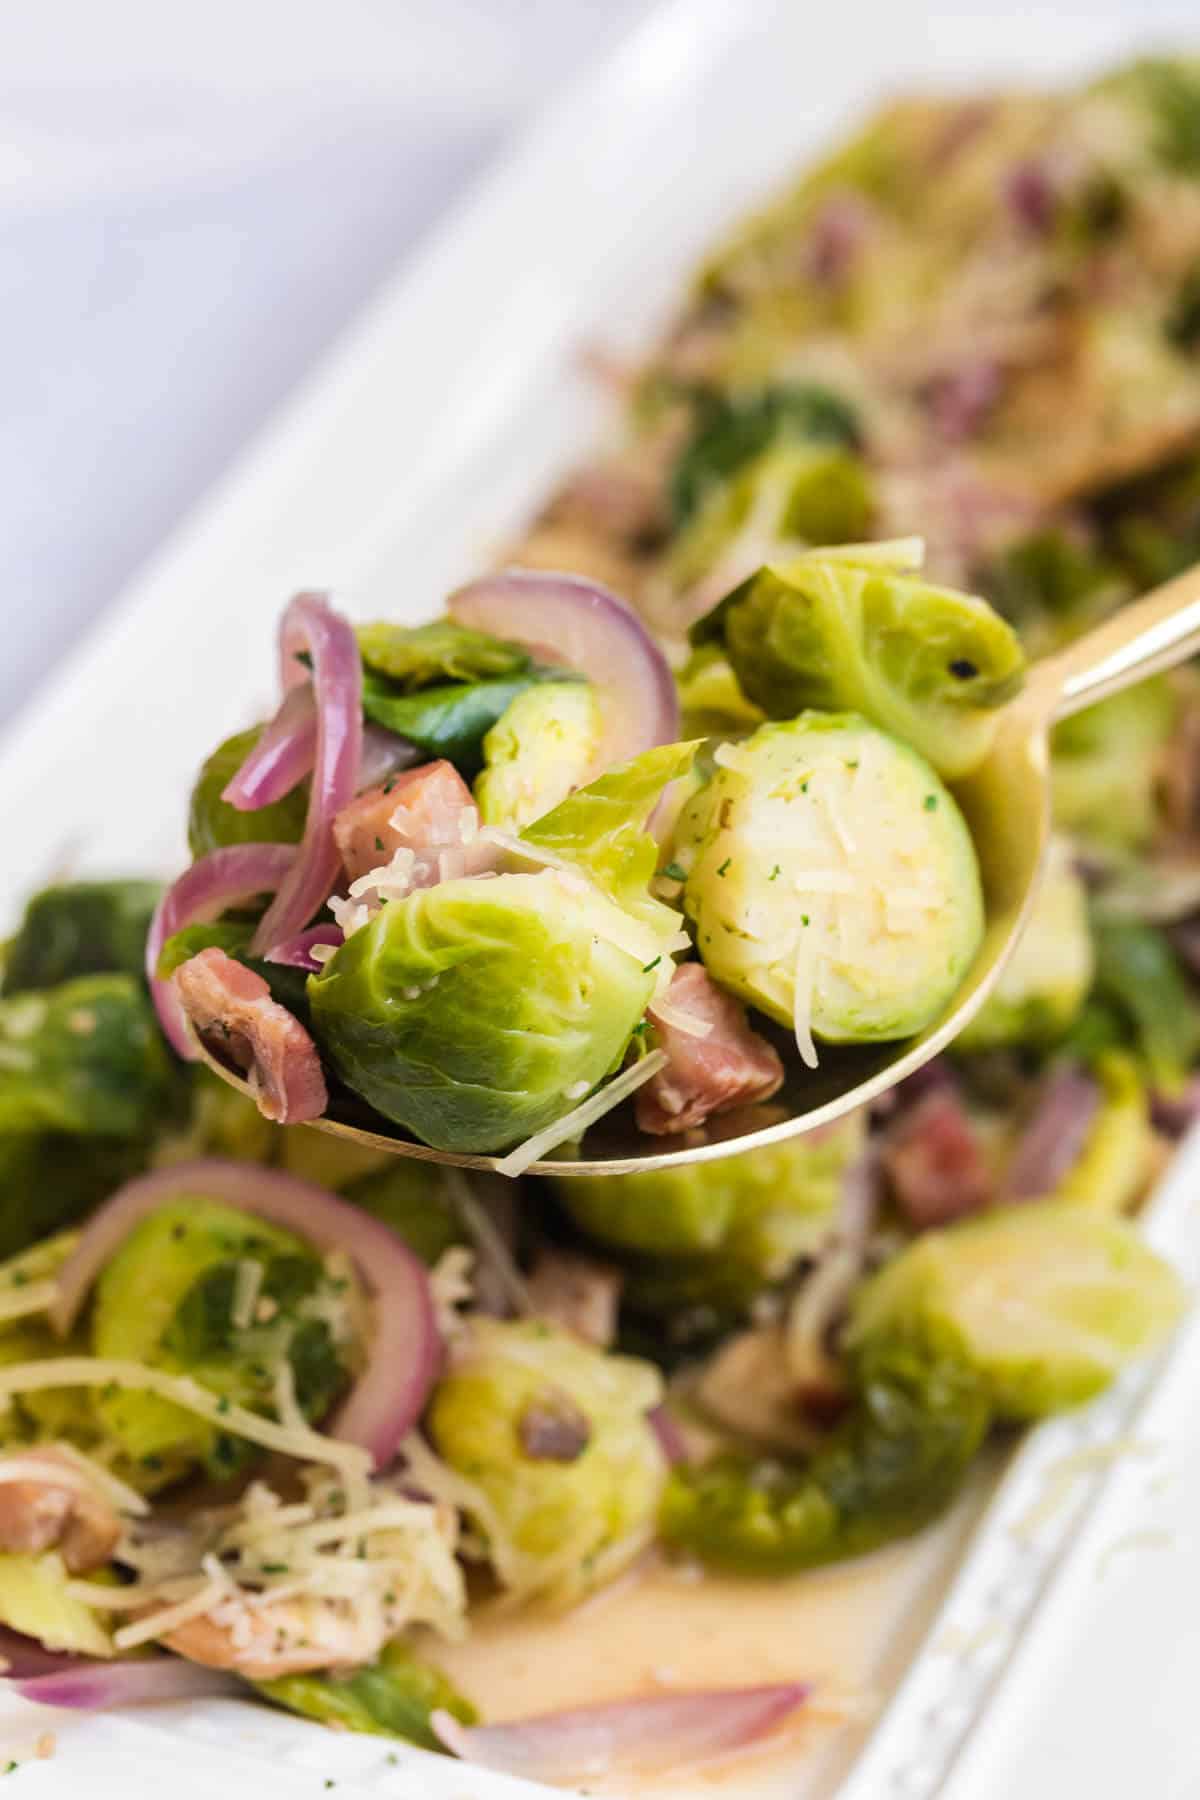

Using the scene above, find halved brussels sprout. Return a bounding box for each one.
[659,1339,988,1574]
[1087,916,1200,1091]
[848,1202,1184,1419]
[257,1639,477,1749]
[0,1551,113,1657]
[428,1318,665,1605]
[309,872,659,1154]
[676,714,983,1052]
[693,543,1026,778]
[311,746,695,1154]
[555,1117,863,1322]
[959,838,1093,1050]
[1050,677,1177,851]
[2,880,162,996]
[1050,1052,1151,1214]
[676,646,765,739]
[474,681,600,831]
[187,727,309,858]
[91,1199,359,1477]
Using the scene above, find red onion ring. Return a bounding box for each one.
[223,699,418,815]
[221,685,317,812]
[262,923,344,973]
[6,1656,240,1710]
[145,843,297,1059]
[249,595,362,956]
[49,1159,441,1469]
[647,1404,690,1467]
[447,569,679,776]
[432,1683,810,1783]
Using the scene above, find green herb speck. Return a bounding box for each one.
[717,858,731,877]
[769,864,781,881]
[641,956,662,973]
[662,861,686,882]
[923,793,938,811]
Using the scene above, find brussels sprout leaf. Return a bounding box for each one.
[2,881,162,996]
[670,383,863,523]
[360,666,578,774]
[256,1639,476,1749]
[358,619,530,689]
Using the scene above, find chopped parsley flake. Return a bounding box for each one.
[641,955,662,973]
[769,864,781,881]
[662,861,687,882]
[923,794,938,811]
[802,914,810,927]
[716,858,731,877]
[374,835,384,851]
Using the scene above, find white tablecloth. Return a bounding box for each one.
[0,0,652,726]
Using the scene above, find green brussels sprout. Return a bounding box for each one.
[428,1318,665,1604]
[676,715,983,1050]
[676,646,765,739]
[1050,678,1178,851]
[360,666,576,777]
[340,1164,465,1267]
[659,1340,988,1574]
[187,727,309,858]
[1087,916,1200,1090]
[0,1134,149,1261]
[1049,1052,1150,1214]
[91,1199,358,1477]
[309,872,658,1154]
[474,681,601,831]
[0,975,175,1139]
[311,746,694,1153]
[257,1639,477,1750]
[668,383,863,524]
[358,619,529,688]
[959,839,1093,1051]
[848,1202,1185,1419]
[2,881,161,996]
[556,1118,863,1322]
[666,444,873,596]
[693,543,1026,779]
[981,529,1126,656]
[0,1552,113,1657]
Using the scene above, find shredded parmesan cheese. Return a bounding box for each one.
[0,1280,59,1324]
[494,1050,668,1177]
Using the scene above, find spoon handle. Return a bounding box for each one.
[1033,559,1200,723]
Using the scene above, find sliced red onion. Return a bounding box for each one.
[49,1159,440,1469]
[1005,1066,1100,1201]
[221,685,317,812]
[447,569,679,776]
[263,924,343,973]
[648,1404,689,1467]
[432,1684,809,1783]
[146,843,297,1059]
[358,723,422,791]
[6,1656,239,1710]
[0,1628,85,1681]
[250,595,362,956]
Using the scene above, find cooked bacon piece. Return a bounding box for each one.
[0,1449,121,1574]
[173,947,327,1125]
[526,1248,622,1348]
[693,1329,826,1456]
[518,1392,591,1463]
[163,1594,389,1681]
[636,964,784,1136]
[333,760,477,884]
[881,1087,993,1228]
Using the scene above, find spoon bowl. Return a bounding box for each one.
[196,563,1200,1176]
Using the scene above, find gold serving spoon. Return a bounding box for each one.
[196,565,1200,1177]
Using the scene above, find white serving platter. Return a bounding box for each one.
[1,1,1198,1794]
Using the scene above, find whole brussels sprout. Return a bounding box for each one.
[693,543,1026,778]
[257,1639,477,1750]
[187,726,309,858]
[92,1199,358,1476]
[0,975,175,1139]
[1050,677,1177,851]
[556,1118,863,1321]
[309,872,659,1154]
[660,1340,988,1575]
[2,880,161,996]
[676,714,983,1053]
[847,1202,1184,1419]
[958,839,1093,1051]
[428,1318,665,1604]
[0,1134,149,1261]
[1087,916,1200,1091]
[474,681,601,831]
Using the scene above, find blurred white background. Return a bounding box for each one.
[0,0,654,727]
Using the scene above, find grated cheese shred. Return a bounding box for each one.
[494,1050,668,1177]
